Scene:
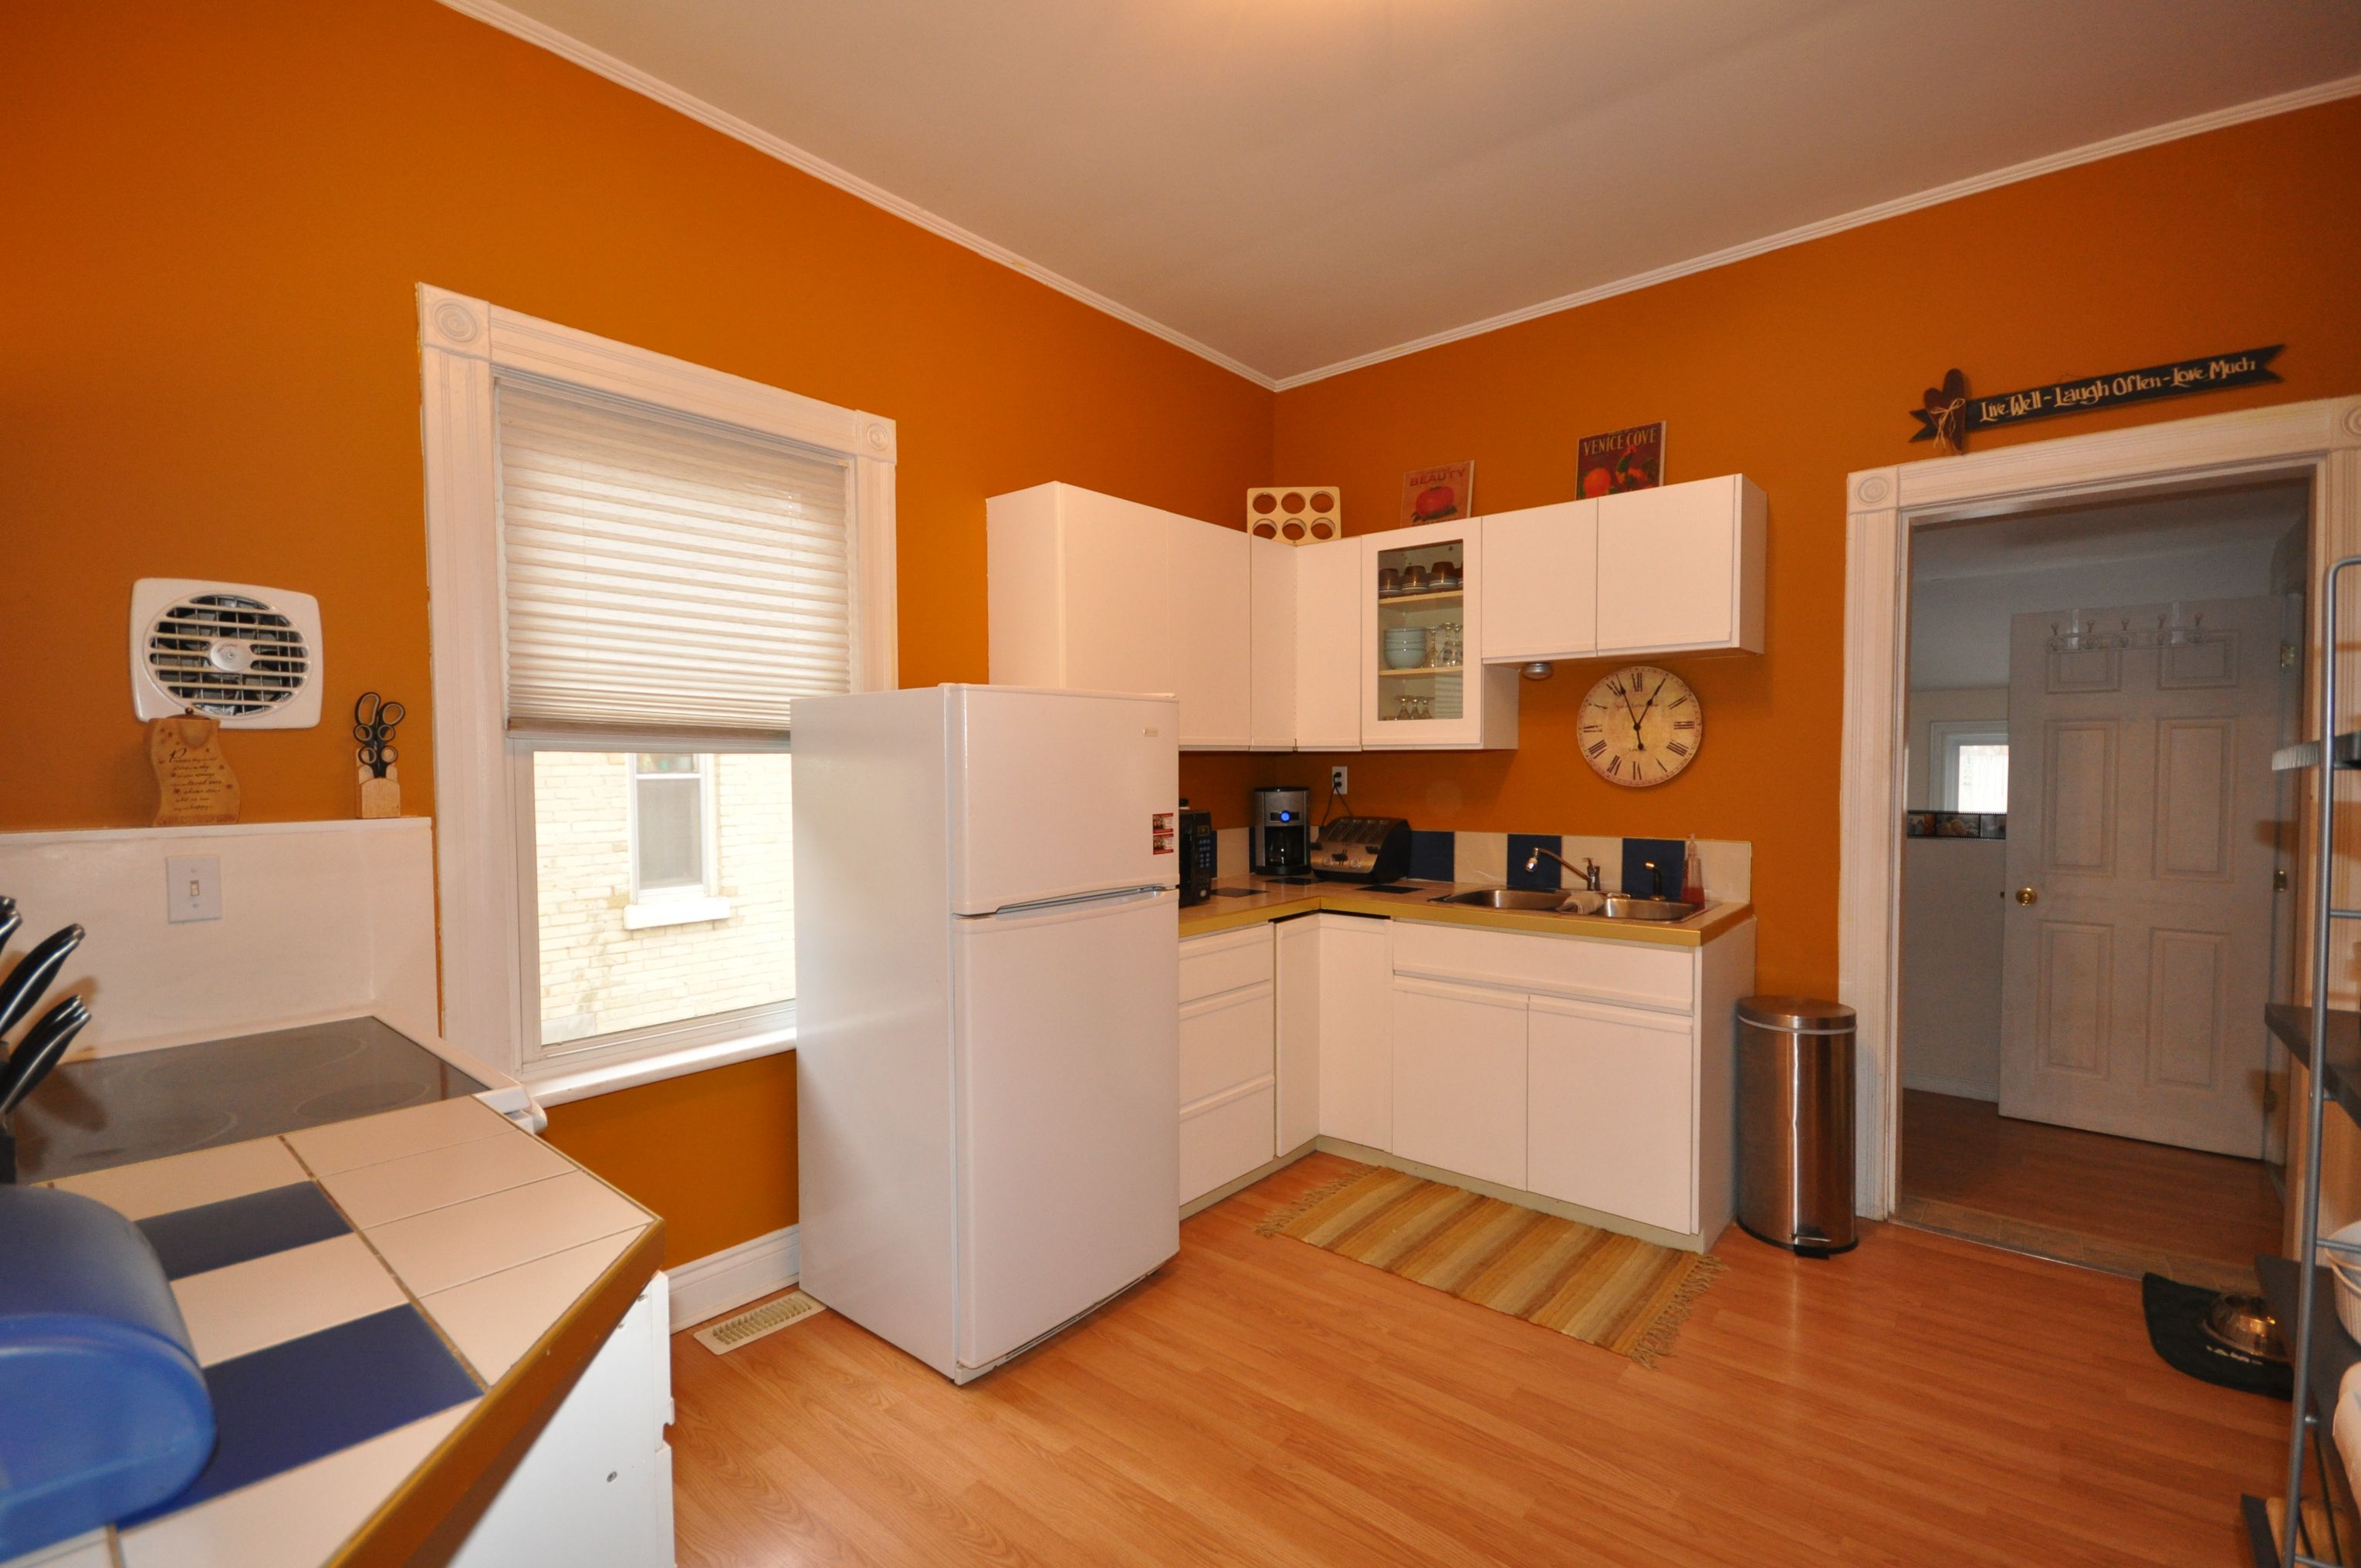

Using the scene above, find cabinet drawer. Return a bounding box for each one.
[1179,926,1274,1004]
[1179,984,1276,1108]
[1391,920,1692,1014]
[1179,1083,1275,1205]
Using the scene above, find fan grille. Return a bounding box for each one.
[144,593,312,717]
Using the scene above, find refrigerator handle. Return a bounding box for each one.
[976,887,1176,924]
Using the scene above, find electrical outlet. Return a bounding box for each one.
[1331,766,1348,794]
[166,855,222,923]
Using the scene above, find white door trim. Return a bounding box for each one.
[1842,394,2361,1217]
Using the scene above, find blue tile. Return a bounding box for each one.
[124,1305,479,1525]
[1506,834,1562,890]
[1622,838,1687,900]
[1407,830,1455,883]
[137,1182,349,1281]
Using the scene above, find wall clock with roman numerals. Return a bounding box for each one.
[1577,664,1700,788]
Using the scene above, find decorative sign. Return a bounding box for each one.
[1909,346,2282,449]
[1577,422,1665,498]
[1400,461,1474,527]
[149,715,241,826]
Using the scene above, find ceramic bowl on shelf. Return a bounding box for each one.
[1382,629,1429,669]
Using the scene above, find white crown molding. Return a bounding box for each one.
[1269,72,2361,390]
[436,0,2357,396]
[435,0,1277,390]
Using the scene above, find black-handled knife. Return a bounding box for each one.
[0,996,89,1117]
[0,925,84,1045]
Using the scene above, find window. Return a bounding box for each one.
[421,287,895,1092]
[1930,721,2010,813]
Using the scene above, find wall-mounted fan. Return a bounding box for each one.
[129,579,323,728]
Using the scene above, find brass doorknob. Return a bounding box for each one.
[2014,887,2039,905]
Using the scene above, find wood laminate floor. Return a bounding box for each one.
[671,1152,2283,1567]
[1900,1090,2282,1282]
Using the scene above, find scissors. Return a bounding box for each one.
[354,691,405,778]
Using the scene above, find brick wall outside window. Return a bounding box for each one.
[532,752,797,1046]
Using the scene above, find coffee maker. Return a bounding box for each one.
[1250,786,1311,878]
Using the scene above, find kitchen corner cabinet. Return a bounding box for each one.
[986,482,1250,749]
[1480,475,1766,666]
[1360,518,1519,749]
[1248,536,1297,751]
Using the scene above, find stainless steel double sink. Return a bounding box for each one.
[1430,887,1703,923]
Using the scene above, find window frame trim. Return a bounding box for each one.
[1927,719,2010,813]
[421,284,895,1087]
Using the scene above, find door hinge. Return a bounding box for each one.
[2276,868,2291,891]
[2283,642,2301,669]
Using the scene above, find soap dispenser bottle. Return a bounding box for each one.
[1681,836,1704,905]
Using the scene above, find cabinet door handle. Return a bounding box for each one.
[2014,887,2039,905]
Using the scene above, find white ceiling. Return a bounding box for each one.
[455,1,2361,387]
[1907,482,2307,689]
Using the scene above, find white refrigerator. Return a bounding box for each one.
[791,684,1181,1382]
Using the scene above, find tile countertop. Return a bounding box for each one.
[24,1097,664,1568]
[1178,875,1753,947]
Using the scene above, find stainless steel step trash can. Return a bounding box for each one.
[1735,996,1858,1257]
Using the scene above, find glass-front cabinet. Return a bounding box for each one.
[1359,518,1517,749]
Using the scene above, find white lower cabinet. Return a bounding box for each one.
[1178,927,1277,1206]
[1389,976,1527,1188]
[1527,996,1695,1234]
[1310,914,1392,1152]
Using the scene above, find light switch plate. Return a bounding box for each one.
[166,855,222,923]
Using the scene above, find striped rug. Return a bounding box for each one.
[1258,1162,1725,1367]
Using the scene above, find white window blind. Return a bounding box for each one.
[497,379,854,740]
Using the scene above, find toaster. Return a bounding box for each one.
[1311,817,1412,884]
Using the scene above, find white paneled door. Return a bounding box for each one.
[1997,595,2285,1156]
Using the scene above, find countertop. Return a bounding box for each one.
[29,1097,662,1568]
[1177,875,1753,947]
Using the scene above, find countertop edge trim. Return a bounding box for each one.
[328,1216,668,1568]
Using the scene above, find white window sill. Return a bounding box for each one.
[621,894,732,930]
[525,1025,796,1107]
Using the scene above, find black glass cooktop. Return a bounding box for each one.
[12,1016,487,1182]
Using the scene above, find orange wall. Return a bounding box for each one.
[5,1,1268,1260]
[541,1054,795,1269]
[3,0,1270,829]
[1229,96,2361,999]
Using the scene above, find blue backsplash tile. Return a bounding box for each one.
[1408,830,1456,883]
[1505,833,1563,890]
[1621,837,1686,900]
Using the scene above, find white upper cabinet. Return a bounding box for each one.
[1361,518,1518,749]
[1481,499,1598,664]
[1593,475,1765,657]
[1169,517,1251,749]
[1248,535,1298,751]
[986,482,1250,750]
[1292,539,1364,751]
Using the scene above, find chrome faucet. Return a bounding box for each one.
[1524,846,1600,891]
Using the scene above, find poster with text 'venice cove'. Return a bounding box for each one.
[1577,423,1664,498]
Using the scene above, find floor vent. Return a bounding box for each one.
[692,1290,826,1356]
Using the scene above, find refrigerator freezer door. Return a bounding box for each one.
[946,687,1178,915]
[952,887,1179,1371]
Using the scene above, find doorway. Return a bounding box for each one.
[1890,481,2308,1282]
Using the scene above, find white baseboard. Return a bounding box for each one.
[1903,1073,2000,1103]
[667,1224,798,1333]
